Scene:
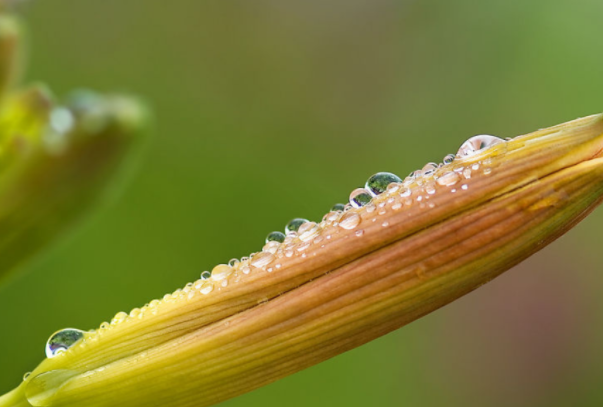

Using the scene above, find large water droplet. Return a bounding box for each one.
[436,171,460,186]
[339,212,361,230]
[457,135,505,158]
[285,218,309,234]
[265,231,285,244]
[250,252,275,268]
[298,222,320,242]
[45,329,86,358]
[349,188,372,208]
[211,264,233,281]
[365,172,402,196]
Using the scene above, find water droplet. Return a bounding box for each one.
[382,221,389,227]
[457,135,505,158]
[228,258,240,268]
[349,188,372,208]
[366,172,402,196]
[23,372,31,381]
[392,202,402,210]
[443,154,455,165]
[425,183,436,195]
[265,231,285,243]
[200,282,214,294]
[200,270,211,280]
[386,182,401,194]
[262,241,280,254]
[211,264,233,281]
[436,171,460,186]
[111,312,128,325]
[355,230,364,237]
[129,308,141,318]
[331,203,345,212]
[463,168,472,179]
[461,184,469,190]
[250,252,275,268]
[365,203,376,213]
[339,212,361,230]
[421,163,438,177]
[285,218,309,234]
[240,265,251,274]
[399,188,411,197]
[45,329,86,358]
[483,167,492,175]
[298,222,320,242]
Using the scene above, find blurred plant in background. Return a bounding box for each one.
[0,6,148,282]
[1,1,603,407]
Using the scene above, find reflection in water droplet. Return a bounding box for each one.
[421,163,438,177]
[339,212,361,230]
[265,231,285,243]
[200,270,211,280]
[366,172,402,196]
[457,135,505,158]
[285,218,309,234]
[349,188,372,208]
[331,203,345,212]
[443,154,455,165]
[23,372,31,381]
[45,329,86,358]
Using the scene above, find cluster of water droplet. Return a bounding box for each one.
[42,134,506,361]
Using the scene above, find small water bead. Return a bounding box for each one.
[200,282,214,295]
[331,203,346,212]
[399,188,411,198]
[366,172,402,196]
[436,171,460,186]
[349,188,372,208]
[250,252,275,268]
[298,222,320,242]
[421,163,438,177]
[386,182,401,194]
[211,264,233,281]
[262,241,280,254]
[228,259,240,268]
[382,221,389,227]
[23,372,31,381]
[200,270,211,280]
[457,135,505,158]
[339,212,361,230]
[355,229,365,237]
[285,218,308,234]
[443,154,456,165]
[483,167,492,175]
[461,184,468,190]
[392,202,402,210]
[112,312,128,325]
[325,211,341,222]
[45,329,86,358]
[265,231,285,244]
[463,168,472,179]
[240,265,251,274]
[365,203,376,213]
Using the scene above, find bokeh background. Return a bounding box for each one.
[2,1,603,406]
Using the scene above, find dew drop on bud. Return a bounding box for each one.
[349,188,373,208]
[443,154,455,165]
[331,203,346,212]
[45,329,86,358]
[436,171,461,186]
[365,172,403,196]
[200,270,211,280]
[457,135,505,158]
[265,231,286,243]
[285,218,309,234]
[339,212,361,230]
[211,264,233,281]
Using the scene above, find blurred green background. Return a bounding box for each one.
[2,1,603,406]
